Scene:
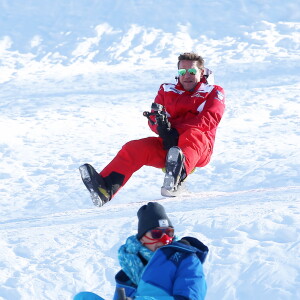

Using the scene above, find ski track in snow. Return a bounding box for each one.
[0,1,300,299]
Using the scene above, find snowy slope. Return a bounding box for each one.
[0,1,300,299]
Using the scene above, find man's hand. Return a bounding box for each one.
[156,113,170,132]
[158,126,179,150]
[156,113,179,150]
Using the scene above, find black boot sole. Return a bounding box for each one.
[79,164,110,207]
[161,147,184,197]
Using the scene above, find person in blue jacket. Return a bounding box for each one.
[114,202,208,300]
[74,202,208,300]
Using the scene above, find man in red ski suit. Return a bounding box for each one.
[79,52,225,206]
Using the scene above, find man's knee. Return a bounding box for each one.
[179,128,208,145]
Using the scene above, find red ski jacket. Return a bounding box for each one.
[149,80,225,152]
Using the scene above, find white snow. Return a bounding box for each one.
[0,1,299,299]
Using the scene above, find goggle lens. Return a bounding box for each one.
[178,68,197,76]
[150,227,174,239]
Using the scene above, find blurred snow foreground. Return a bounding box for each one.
[0,1,299,299]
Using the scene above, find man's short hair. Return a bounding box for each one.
[178,52,204,70]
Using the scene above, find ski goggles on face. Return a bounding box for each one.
[178,68,197,76]
[150,227,175,239]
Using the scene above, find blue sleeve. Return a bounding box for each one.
[173,254,207,300]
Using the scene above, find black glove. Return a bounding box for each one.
[155,110,179,150]
[158,126,179,150]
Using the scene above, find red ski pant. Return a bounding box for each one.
[100,128,211,194]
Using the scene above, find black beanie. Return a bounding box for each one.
[137,202,173,239]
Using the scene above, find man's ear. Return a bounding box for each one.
[200,68,204,77]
